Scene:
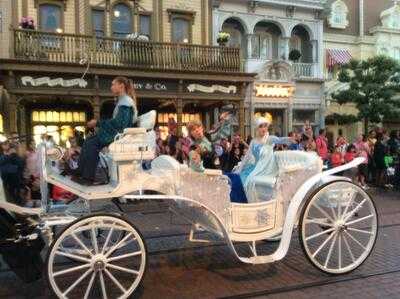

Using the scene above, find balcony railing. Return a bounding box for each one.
[293,62,315,78]
[13,29,242,73]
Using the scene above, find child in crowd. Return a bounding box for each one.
[189,145,205,173]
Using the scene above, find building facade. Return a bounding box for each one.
[0,0,254,145]
[212,0,325,137]
[324,0,400,142]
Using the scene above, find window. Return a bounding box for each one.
[112,3,133,38]
[252,33,272,59]
[92,9,105,37]
[39,4,62,32]
[172,18,190,43]
[157,112,201,139]
[394,47,400,60]
[0,114,5,142]
[139,14,151,39]
[328,0,349,29]
[0,12,2,33]
[32,110,86,147]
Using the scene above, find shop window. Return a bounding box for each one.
[32,110,86,147]
[157,112,201,139]
[0,114,5,142]
[112,3,133,38]
[92,8,105,37]
[39,3,62,32]
[139,14,151,40]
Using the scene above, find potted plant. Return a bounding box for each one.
[289,49,302,62]
[19,17,35,30]
[217,32,230,46]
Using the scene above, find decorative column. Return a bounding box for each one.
[8,95,17,134]
[311,39,319,77]
[177,98,183,136]
[288,98,293,132]
[246,34,253,59]
[281,37,290,61]
[239,100,245,137]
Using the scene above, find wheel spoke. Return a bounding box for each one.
[347,227,373,235]
[62,268,92,296]
[312,231,336,258]
[342,233,356,262]
[104,268,127,293]
[324,233,338,268]
[344,230,367,250]
[84,271,96,299]
[105,232,134,258]
[91,226,99,254]
[304,218,333,227]
[107,251,142,262]
[107,263,140,275]
[101,225,115,254]
[55,250,92,263]
[338,234,342,269]
[343,198,367,222]
[306,227,335,241]
[346,214,374,226]
[341,190,357,220]
[99,271,108,299]
[313,203,334,223]
[71,232,93,257]
[53,264,91,277]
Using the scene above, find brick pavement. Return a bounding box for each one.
[0,188,399,299]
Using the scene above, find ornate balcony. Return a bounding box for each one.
[13,29,242,73]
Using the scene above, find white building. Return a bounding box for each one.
[212,0,325,136]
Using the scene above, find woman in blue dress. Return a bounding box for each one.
[227,116,293,203]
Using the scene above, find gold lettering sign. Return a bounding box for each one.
[255,84,294,98]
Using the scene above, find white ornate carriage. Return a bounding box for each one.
[0,110,378,298]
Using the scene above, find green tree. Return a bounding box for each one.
[332,55,400,135]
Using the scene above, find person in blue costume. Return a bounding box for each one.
[74,76,138,185]
[226,116,294,203]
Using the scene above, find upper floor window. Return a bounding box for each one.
[139,14,151,40]
[393,47,400,60]
[112,3,133,38]
[92,9,105,37]
[39,3,62,32]
[171,18,190,43]
[328,0,349,29]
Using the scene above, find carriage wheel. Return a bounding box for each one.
[299,181,377,275]
[46,214,147,299]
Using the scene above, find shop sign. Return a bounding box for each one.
[255,84,294,98]
[187,83,237,94]
[21,76,88,88]
[134,82,168,91]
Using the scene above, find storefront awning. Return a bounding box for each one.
[326,49,352,68]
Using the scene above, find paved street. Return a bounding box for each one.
[1,188,399,299]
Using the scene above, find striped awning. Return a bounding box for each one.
[326,49,352,68]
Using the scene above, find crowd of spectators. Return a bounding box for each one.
[1,119,400,208]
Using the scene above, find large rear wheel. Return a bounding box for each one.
[299,181,378,275]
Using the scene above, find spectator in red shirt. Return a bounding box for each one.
[316,129,329,162]
[330,146,343,168]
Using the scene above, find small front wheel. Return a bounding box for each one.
[46,214,147,299]
[299,181,378,275]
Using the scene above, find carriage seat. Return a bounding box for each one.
[107,110,157,162]
[249,151,322,202]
